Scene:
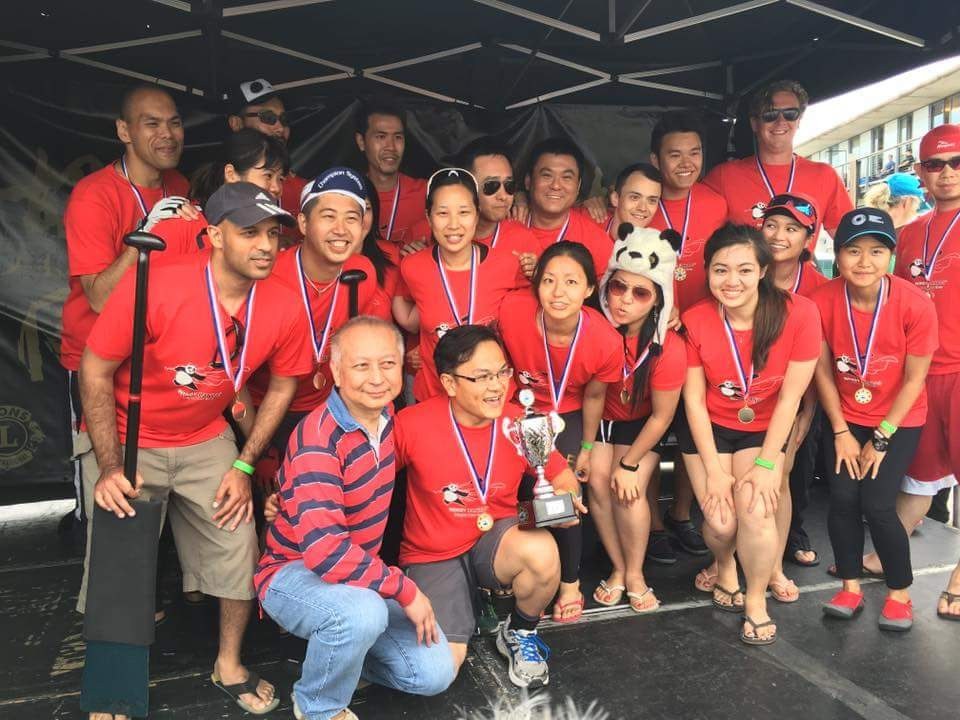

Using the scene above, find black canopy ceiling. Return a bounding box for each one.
[3,0,957,120]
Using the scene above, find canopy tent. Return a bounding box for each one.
[0,0,956,491]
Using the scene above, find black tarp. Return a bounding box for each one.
[1,0,956,492]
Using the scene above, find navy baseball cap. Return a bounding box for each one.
[833,208,896,254]
[299,166,368,212]
[205,181,295,228]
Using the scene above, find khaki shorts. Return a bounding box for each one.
[75,428,258,612]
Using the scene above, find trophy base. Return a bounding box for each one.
[517,494,578,529]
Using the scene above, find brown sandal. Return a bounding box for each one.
[712,585,745,613]
[938,591,960,621]
[740,615,777,645]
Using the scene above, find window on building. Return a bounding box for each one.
[848,136,860,158]
[898,114,913,145]
[871,126,883,152]
[931,93,960,128]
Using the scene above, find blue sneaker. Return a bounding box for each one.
[495,616,550,688]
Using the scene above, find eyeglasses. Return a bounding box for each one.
[451,367,514,385]
[759,107,801,123]
[481,179,517,196]
[242,110,289,127]
[919,156,960,172]
[210,318,245,369]
[607,278,654,302]
[768,194,816,220]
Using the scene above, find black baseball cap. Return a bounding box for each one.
[833,208,896,255]
[229,78,279,114]
[205,182,295,228]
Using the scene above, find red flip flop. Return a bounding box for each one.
[552,595,584,623]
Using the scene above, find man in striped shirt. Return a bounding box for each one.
[255,316,454,720]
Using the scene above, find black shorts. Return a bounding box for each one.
[595,416,668,452]
[676,419,769,455]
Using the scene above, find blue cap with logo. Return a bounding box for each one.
[300,166,367,212]
[833,208,896,255]
[886,173,924,199]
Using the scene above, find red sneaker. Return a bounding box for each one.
[822,590,865,619]
[879,597,913,632]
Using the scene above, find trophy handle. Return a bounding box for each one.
[501,417,524,456]
[548,411,565,436]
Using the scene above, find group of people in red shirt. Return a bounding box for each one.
[63,74,960,720]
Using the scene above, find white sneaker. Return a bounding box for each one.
[495,616,550,688]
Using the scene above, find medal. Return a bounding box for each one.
[721,306,755,424]
[120,154,166,221]
[605,214,615,235]
[206,262,256,412]
[843,276,886,406]
[755,153,796,202]
[620,339,654,406]
[658,191,692,262]
[384,175,401,242]
[791,263,803,294]
[620,387,631,405]
[920,208,960,280]
[436,245,478,329]
[448,403,497,533]
[295,247,342,388]
[541,309,582,412]
[674,266,687,282]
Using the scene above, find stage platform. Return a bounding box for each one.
[1,488,957,720]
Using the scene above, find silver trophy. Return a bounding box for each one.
[502,389,578,529]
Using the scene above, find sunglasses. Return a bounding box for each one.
[768,194,816,220]
[607,278,654,302]
[759,107,801,123]
[481,179,517,196]
[210,318,245,369]
[242,110,289,127]
[919,155,960,172]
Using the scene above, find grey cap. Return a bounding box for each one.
[205,181,295,228]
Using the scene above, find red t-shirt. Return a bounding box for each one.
[247,250,381,412]
[790,261,829,298]
[61,164,192,371]
[529,211,613,281]
[602,329,687,422]
[281,172,308,220]
[703,154,852,236]
[682,294,821,431]
[498,291,622,414]
[376,173,428,266]
[400,245,523,401]
[810,276,937,428]
[649,184,729,311]
[894,209,960,375]
[395,397,567,565]
[149,212,209,258]
[86,251,314,447]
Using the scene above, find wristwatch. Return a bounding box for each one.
[871,429,890,452]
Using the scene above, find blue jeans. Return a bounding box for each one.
[262,561,455,720]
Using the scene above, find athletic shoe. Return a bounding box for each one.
[822,590,864,619]
[495,616,550,688]
[878,597,913,632]
[476,595,502,636]
[663,512,709,555]
[646,531,678,565]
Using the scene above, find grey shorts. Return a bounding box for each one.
[403,516,517,644]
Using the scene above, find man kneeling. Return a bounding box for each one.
[255,317,454,720]
[394,325,585,688]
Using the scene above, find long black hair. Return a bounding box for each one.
[190,128,289,206]
[607,274,665,413]
[532,241,597,301]
[704,223,787,371]
[360,175,392,287]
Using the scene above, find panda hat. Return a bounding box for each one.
[598,223,682,350]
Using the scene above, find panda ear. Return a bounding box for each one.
[617,222,633,241]
[660,228,682,252]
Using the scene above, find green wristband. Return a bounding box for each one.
[580,441,594,451]
[879,420,897,436]
[232,459,255,476]
[754,456,775,470]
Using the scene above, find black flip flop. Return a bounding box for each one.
[938,591,960,621]
[712,585,745,614]
[785,538,820,567]
[740,616,777,646]
[827,564,884,579]
[211,671,280,715]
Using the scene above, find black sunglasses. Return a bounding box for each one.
[760,107,801,123]
[481,179,516,196]
[920,156,960,172]
[243,109,289,127]
[210,318,246,369]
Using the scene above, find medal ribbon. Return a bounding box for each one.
[657,191,692,255]
[720,307,754,401]
[755,153,796,199]
[541,310,582,411]
[792,263,804,294]
[622,340,654,385]
[528,213,570,244]
[843,276,886,382]
[921,208,960,280]
[448,402,496,505]
[120,155,166,219]
[384,175,401,242]
[205,262,256,394]
[436,245,478,326]
[295,247,342,364]
[605,214,615,234]
[490,222,501,248]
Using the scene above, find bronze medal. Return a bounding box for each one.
[737,405,755,424]
[854,386,872,405]
[312,370,326,390]
[231,400,247,421]
[620,387,631,405]
[477,512,494,533]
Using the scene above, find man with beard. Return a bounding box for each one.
[79,182,314,718]
[704,79,851,239]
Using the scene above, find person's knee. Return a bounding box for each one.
[521,530,561,582]
[331,589,388,645]
[411,647,457,696]
[703,516,737,544]
[588,471,612,506]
